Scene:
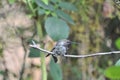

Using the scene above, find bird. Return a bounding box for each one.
[46,39,71,63]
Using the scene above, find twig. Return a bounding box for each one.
[64,51,120,58]
[30,44,53,55]
[19,37,27,80]
[14,28,27,80]
[30,43,120,58]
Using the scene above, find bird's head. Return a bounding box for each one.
[56,39,71,47]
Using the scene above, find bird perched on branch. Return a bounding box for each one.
[46,39,71,63]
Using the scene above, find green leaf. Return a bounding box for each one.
[0,71,4,75]
[29,48,40,57]
[58,2,77,11]
[35,0,54,11]
[49,59,62,80]
[0,43,3,57]
[104,66,120,79]
[51,0,59,3]
[55,10,74,25]
[115,59,120,66]
[45,17,70,41]
[8,0,16,4]
[115,38,120,49]
[45,10,51,15]
[38,8,46,15]
[42,0,48,5]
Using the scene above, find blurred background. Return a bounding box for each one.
[0,0,120,80]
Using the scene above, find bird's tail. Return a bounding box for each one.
[52,55,58,63]
[46,54,58,63]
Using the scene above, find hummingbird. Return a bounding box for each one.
[46,39,71,63]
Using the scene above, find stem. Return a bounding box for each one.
[14,28,27,80]
[19,37,27,80]
[36,20,47,80]
[26,0,36,16]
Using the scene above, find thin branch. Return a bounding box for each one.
[14,28,27,80]
[64,51,120,58]
[29,44,120,58]
[30,44,53,54]
[19,37,27,80]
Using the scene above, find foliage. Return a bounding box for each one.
[49,59,62,80]
[27,0,120,80]
[0,71,4,75]
[115,59,120,66]
[45,17,70,41]
[27,0,76,80]
[29,47,40,57]
[8,0,16,4]
[0,42,3,57]
[104,58,120,79]
[104,66,120,79]
[1,0,120,80]
[115,38,120,49]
